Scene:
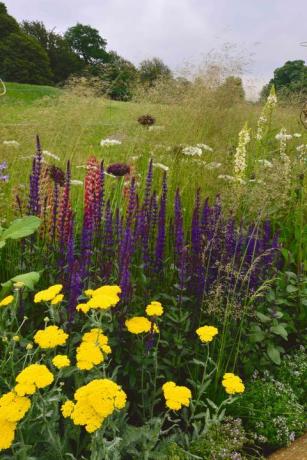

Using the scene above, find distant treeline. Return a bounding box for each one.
[0,2,306,101]
[0,2,176,100]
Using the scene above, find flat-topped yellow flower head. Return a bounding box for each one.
[145,301,163,317]
[34,284,63,303]
[222,373,245,395]
[162,381,192,410]
[196,325,218,343]
[125,316,159,334]
[34,325,68,349]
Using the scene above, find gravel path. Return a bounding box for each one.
[268,433,307,459]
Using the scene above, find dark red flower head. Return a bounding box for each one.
[137,114,156,126]
[107,163,130,177]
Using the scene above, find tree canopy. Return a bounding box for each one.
[0,5,53,85]
[21,20,84,83]
[139,57,173,87]
[64,23,108,65]
[261,60,307,100]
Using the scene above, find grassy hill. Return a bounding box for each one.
[1,82,61,105]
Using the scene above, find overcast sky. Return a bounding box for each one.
[7,0,307,98]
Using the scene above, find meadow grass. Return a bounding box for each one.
[0,81,305,224]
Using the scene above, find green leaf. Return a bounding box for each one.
[250,331,266,342]
[256,312,271,323]
[270,324,288,340]
[267,344,281,365]
[1,272,41,291]
[286,285,298,293]
[0,240,5,249]
[1,216,41,241]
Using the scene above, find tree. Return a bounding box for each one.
[100,51,138,100]
[261,60,307,100]
[139,57,172,87]
[0,32,53,84]
[64,23,108,65]
[21,20,84,83]
[0,5,53,84]
[0,2,19,39]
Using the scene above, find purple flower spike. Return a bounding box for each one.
[155,172,167,272]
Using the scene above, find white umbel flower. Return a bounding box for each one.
[3,140,20,147]
[182,146,203,156]
[196,143,213,152]
[100,138,122,147]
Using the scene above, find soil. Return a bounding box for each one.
[268,433,307,459]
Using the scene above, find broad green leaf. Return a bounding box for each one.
[1,216,41,241]
[250,331,266,342]
[1,272,41,291]
[270,324,288,340]
[286,285,298,293]
[267,344,281,365]
[256,312,271,323]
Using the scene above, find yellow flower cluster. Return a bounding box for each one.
[52,354,71,369]
[34,284,63,303]
[61,378,127,433]
[34,325,68,349]
[125,316,159,334]
[15,364,54,396]
[196,325,218,343]
[222,373,245,395]
[76,285,121,313]
[51,294,64,305]
[145,301,163,317]
[162,381,192,411]
[0,295,14,308]
[0,391,31,451]
[76,328,111,370]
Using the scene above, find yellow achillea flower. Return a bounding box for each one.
[61,400,75,418]
[76,303,90,314]
[63,378,127,433]
[51,294,64,305]
[0,391,31,423]
[222,373,245,395]
[52,354,71,369]
[34,284,63,303]
[76,285,121,313]
[196,325,218,343]
[15,364,54,396]
[162,381,192,410]
[145,301,164,317]
[76,328,111,370]
[0,390,31,450]
[0,295,14,307]
[125,316,159,334]
[34,325,68,349]
[0,420,16,451]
